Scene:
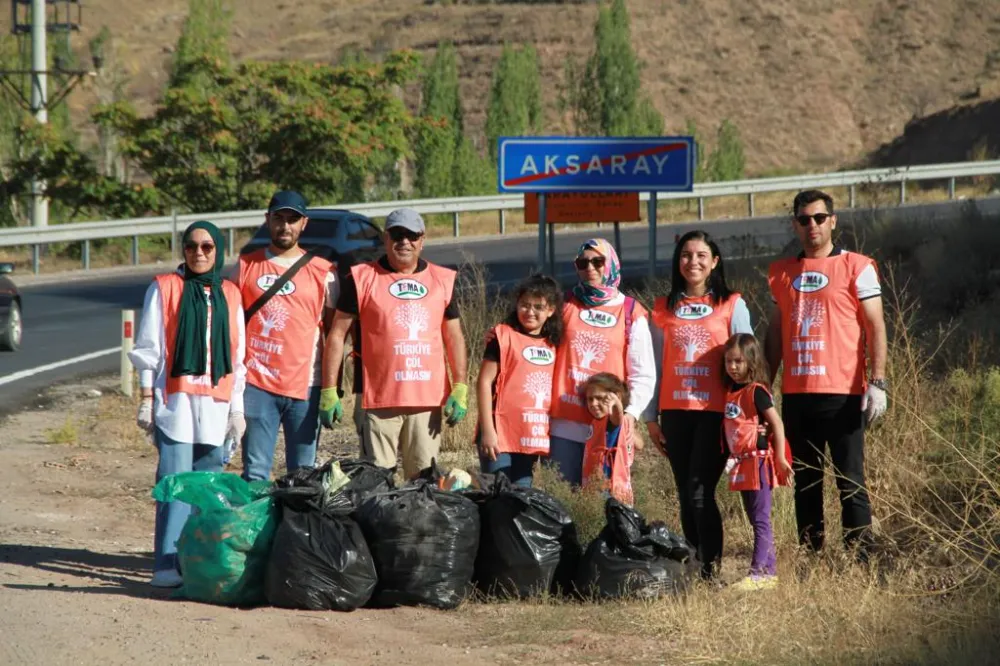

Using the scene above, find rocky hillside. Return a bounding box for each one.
[6,0,1000,173]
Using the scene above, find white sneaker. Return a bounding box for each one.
[150,569,183,588]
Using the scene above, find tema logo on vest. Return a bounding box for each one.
[675,303,714,320]
[792,271,829,293]
[255,274,296,296]
[579,309,618,329]
[388,279,428,300]
[522,346,555,366]
[724,402,742,419]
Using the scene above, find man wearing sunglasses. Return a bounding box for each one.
[765,189,887,560]
[320,208,469,479]
[231,190,338,481]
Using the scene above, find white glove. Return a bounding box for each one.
[861,384,887,424]
[226,412,246,443]
[136,397,154,435]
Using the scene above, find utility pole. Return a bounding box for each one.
[30,0,48,228]
[0,1,91,231]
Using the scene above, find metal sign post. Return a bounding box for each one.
[647,192,658,278]
[498,136,695,279]
[536,193,546,273]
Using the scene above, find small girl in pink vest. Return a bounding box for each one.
[581,373,635,505]
[721,333,793,591]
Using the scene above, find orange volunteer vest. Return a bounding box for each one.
[582,416,635,505]
[769,251,875,395]
[490,324,556,456]
[723,383,776,492]
[652,293,739,413]
[354,260,456,410]
[236,249,332,400]
[156,273,241,401]
[552,297,648,425]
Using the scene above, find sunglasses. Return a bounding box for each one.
[574,256,606,270]
[184,241,216,254]
[795,213,832,226]
[388,228,424,243]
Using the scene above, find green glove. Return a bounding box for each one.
[443,382,469,426]
[318,387,343,429]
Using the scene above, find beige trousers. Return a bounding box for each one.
[363,407,442,479]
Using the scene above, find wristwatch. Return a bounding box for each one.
[869,377,888,392]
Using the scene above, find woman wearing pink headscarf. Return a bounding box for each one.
[548,239,656,487]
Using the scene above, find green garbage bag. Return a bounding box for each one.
[152,472,277,606]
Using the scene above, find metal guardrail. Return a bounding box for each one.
[2,159,999,273]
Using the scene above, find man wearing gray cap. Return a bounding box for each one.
[320,208,469,478]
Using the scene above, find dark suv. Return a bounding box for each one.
[240,208,384,272]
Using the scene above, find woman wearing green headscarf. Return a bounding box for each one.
[129,220,247,589]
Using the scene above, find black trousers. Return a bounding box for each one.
[782,393,872,552]
[660,409,728,577]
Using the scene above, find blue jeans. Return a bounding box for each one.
[480,452,538,488]
[547,436,586,487]
[154,428,224,573]
[241,384,320,482]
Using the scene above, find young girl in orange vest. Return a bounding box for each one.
[477,275,564,487]
[721,333,793,591]
[581,373,635,504]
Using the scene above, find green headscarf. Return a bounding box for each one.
[170,220,233,387]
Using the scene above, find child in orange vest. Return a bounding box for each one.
[477,275,564,487]
[721,333,794,591]
[581,373,635,504]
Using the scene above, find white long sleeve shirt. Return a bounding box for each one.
[550,293,658,444]
[129,277,247,446]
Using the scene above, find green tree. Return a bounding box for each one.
[4,51,425,218]
[452,136,495,196]
[169,0,231,90]
[565,0,663,136]
[97,51,423,211]
[707,118,746,182]
[485,43,542,162]
[685,118,708,182]
[89,26,130,180]
[415,42,462,198]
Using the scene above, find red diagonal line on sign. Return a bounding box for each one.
[505,142,688,186]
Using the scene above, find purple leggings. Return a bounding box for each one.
[740,459,777,576]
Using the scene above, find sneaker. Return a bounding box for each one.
[150,569,183,588]
[732,575,778,591]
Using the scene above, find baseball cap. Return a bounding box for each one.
[384,208,426,234]
[268,190,308,216]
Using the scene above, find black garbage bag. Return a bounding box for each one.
[466,473,581,598]
[354,482,480,610]
[264,506,377,611]
[271,458,396,515]
[576,498,697,599]
[330,459,397,514]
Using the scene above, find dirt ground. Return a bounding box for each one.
[0,376,673,666]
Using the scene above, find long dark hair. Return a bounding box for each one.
[503,274,565,347]
[721,333,770,390]
[667,230,732,309]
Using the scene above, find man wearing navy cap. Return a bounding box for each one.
[230,190,338,481]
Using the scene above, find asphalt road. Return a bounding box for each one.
[1,195,995,414]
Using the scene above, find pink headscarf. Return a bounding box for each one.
[572,238,621,307]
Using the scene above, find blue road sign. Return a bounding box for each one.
[498,136,695,193]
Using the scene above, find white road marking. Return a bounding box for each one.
[0,347,122,387]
